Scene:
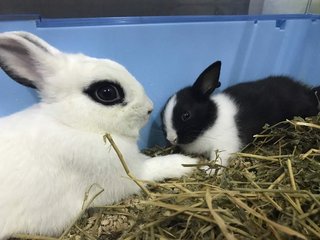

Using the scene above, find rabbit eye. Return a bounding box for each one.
[181,111,191,121]
[97,85,120,102]
[84,81,125,105]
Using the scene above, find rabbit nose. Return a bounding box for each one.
[166,132,178,145]
[145,98,153,115]
[168,137,177,145]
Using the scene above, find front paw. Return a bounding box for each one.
[141,154,197,181]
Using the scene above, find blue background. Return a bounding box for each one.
[0,15,320,148]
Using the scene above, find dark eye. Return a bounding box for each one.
[84,81,125,105]
[96,85,120,102]
[181,111,191,121]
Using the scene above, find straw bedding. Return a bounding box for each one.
[14,115,320,240]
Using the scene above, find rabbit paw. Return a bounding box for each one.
[141,154,197,181]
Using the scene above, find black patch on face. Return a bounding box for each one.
[172,86,217,144]
[84,80,125,106]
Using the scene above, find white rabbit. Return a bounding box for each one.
[0,31,197,239]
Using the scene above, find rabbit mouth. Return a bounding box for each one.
[141,112,151,122]
[168,138,178,145]
[165,130,178,145]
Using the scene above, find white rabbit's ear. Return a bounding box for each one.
[0,31,60,89]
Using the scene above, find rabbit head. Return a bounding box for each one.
[162,61,222,145]
[0,31,153,138]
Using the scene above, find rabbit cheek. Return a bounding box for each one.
[162,96,178,145]
[119,108,150,136]
[131,97,153,126]
[135,108,151,128]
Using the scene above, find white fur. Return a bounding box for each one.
[0,32,197,239]
[180,93,241,167]
[163,95,178,144]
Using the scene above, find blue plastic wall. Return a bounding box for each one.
[0,15,320,148]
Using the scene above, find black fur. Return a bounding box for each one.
[162,60,320,147]
[224,76,319,144]
[313,86,320,105]
[193,61,222,96]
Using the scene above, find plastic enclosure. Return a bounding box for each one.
[0,15,319,148]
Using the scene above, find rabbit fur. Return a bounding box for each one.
[162,60,320,168]
[0,31,197,239]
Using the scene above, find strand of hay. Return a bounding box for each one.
[103,134,151,197]
[14,115,320,240]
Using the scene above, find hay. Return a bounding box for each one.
[14,115,320,240]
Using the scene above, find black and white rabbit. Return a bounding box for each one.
[162,60,320,168]
[0,32,198,239]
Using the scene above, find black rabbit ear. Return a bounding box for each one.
[192,61,221,96]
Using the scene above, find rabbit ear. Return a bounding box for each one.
[0,31,60,89]
[192,61,222,96]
